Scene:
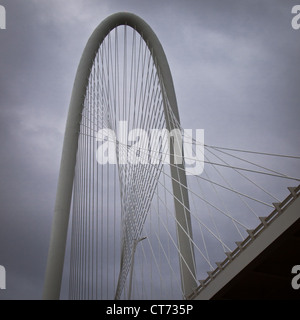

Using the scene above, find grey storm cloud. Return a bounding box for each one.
[0,0,299,300]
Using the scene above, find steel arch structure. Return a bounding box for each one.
[43,12,196,300]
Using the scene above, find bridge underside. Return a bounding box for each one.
[191,186,300,300]
[211,215,300,300]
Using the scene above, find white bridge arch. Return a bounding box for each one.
[43,12,196,300]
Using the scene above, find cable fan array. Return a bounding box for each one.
[66,24,300,300]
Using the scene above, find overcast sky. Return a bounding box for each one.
[0,0,300,300]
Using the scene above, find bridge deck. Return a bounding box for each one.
[190,185,300,300]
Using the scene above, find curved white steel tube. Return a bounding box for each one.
[43,12,196,300]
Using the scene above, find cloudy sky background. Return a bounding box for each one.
[0,0,300,299]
